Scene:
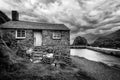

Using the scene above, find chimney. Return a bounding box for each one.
[12,10,19,21]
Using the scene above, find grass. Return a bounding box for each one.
[0,59,96,80]
[71,56,120,80]
[1,53,120,80]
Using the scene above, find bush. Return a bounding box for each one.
[2,32,18,50]
[73,36,88,46]
[41,57,54,64]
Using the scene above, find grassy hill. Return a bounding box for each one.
[92,29,120,48]
[0,11,10,24]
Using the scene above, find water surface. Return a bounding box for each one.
[71,49,120,66]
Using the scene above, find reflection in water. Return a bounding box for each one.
[71,49,120,65]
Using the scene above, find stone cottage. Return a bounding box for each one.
[0,11,70,57]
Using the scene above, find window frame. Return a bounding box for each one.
[52,31,61,40]
[15,30,26,39]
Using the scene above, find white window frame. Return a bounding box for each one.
[52,31,61,40]
[16,30,26,39]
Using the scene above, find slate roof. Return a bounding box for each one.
[0,21,70,30]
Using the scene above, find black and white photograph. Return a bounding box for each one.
[0,0,120,80]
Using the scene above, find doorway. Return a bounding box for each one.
[34,31,42,46]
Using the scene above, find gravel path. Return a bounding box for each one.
[71,56,120,80]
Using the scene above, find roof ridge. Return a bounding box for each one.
[0,20,70,30]
[8,20,65,25]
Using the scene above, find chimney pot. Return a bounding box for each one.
[12,10,19,21]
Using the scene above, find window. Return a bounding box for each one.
[16,30,26,39]
[52,32,61,39]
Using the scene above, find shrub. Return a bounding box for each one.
[41,57,54,64]
[72,36,88,46]
[2,32,18,50]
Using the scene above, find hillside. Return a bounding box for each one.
[92,29,120,48]
[0,11,10,24]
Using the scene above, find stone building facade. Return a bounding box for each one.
[0,11,70,57]
[0,20,70,56]
[0,11,71,64]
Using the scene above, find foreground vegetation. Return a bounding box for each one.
[0,62,96,80]
[1,32,120,80]
[0,33,95,80]
[1,40,120,80]
[0,44,95,80]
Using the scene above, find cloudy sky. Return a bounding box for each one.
[1,0,120,44]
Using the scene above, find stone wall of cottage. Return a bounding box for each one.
[17,30,34,49]
[1,29,34,50]
[1,29,70,55]
[42,30,70,55]
[42,30,70,46]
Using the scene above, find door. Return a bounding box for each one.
[34,31,42,46]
